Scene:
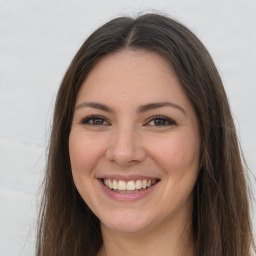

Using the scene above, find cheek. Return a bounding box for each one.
[69,131,105,177]
[69,130,106,207]
[148,131,200,175]
[148,131,200,215]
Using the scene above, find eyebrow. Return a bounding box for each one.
[138,102,186,115]
[75,102,115,112]
[75,101,186,115]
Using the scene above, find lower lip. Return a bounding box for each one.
[98,179,159,202]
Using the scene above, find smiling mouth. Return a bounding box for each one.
[101,178,159,193]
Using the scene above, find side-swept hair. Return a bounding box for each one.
[36,13,255,256]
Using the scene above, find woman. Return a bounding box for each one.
[36,13,255,256]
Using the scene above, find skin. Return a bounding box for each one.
[69,49,200,256]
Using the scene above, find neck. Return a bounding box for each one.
[98,211,194,256]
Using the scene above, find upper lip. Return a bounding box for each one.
[97,174,160,181]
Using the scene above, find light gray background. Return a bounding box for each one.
[0,0,255,255]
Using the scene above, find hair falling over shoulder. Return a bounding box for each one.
[36,13,255,256]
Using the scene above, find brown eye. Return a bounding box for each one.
[153,119,167,126]
[80,115,109,126]
[91,118,105,125]
[147,116,176,126]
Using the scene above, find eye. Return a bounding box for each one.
[146,116,176,127]
[80,115,110,126]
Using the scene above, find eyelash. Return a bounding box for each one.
[79,115,176,127]
[146,115,176,126]
[79,115,110,126]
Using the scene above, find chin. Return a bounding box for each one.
[99,211,154,234]
[103,221,149,234]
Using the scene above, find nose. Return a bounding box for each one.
[105,126,146,167]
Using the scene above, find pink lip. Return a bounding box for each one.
[97,179,159,202]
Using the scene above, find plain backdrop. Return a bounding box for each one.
[0,0,255,255]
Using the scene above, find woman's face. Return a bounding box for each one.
[69,50,200,234]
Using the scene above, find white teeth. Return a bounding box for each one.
[108,180,113,189]
[142,180,147,189]
[103,178,157,191]
[113,179,118,190]
[135,180,142,189]
[127,181,135,190]
[118,180,126,190]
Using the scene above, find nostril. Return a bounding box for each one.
[105,146,146,166]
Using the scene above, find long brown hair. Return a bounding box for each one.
[36,13,255,256]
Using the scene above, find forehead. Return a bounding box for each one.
[82,49,175,85]
[76,49,190,110]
